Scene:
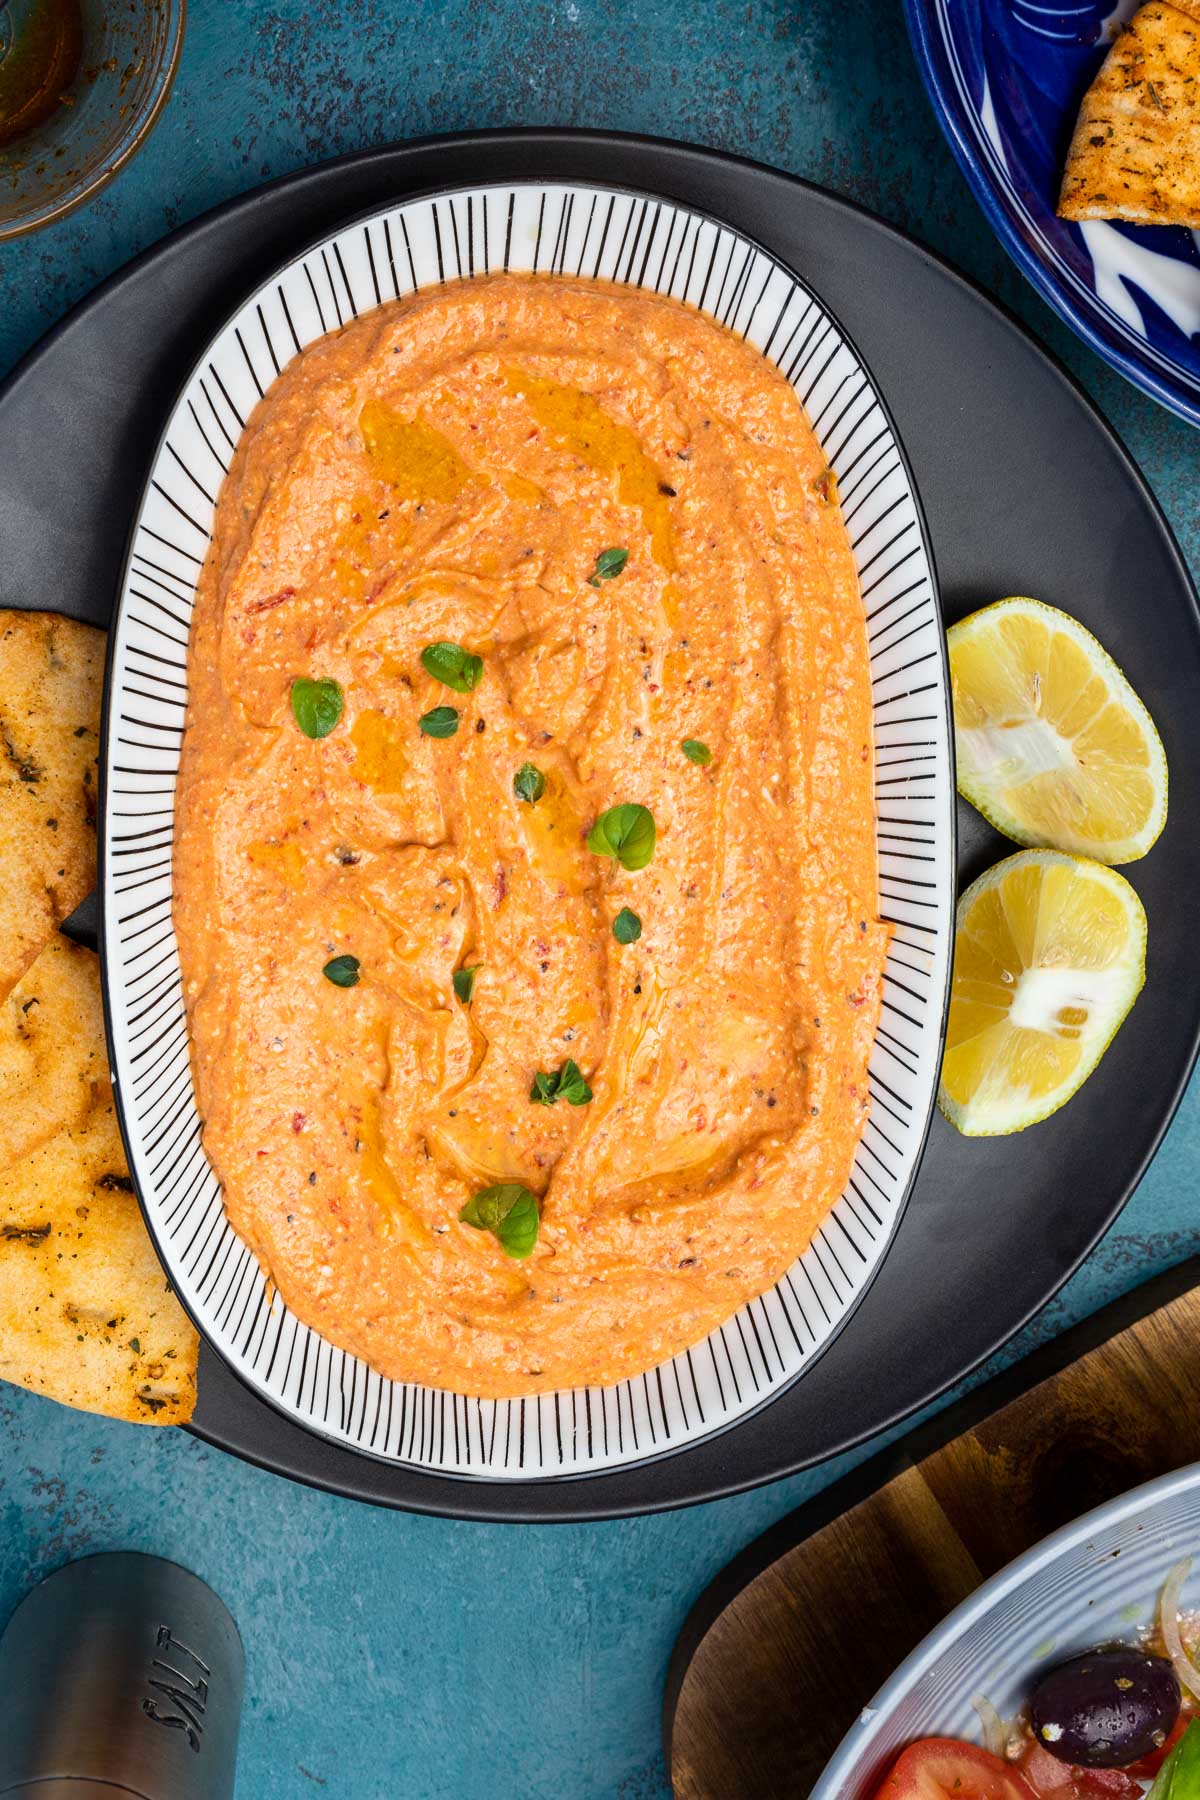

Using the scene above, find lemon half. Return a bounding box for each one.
[939,848,1146,1137]
[949,597,1167,865]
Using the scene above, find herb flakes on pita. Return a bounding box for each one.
[1059,1,1200,227]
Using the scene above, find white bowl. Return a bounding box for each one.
[100,180,953,1481]
[813,1462,1200,1797]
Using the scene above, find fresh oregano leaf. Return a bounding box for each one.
[419,705,460,738]
[555,1060,592,1105]
[681,738,712,766]
[588,546,629,586]
[452,964,480,1004]
[587,803,656,871]
[529,1059,593,1107]
[421,641,484,693]
[612,907,642,944]
[291,677,344,739]
[323,954,361,988]
[513,763,546,805]
[460,1183,540,1259]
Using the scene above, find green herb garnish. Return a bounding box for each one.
[323,954,361,987]
[421,640,483,693]
[513,763,546,805]
[681,738,712,766]
[530,1059,592,1107]
[587,803,656,871]
[460,1183,540,1259]
[588,546,629,587]
[612,907,642,945]
[291,677,344,739]
[1147,1719,1200,1798]
[419,705,460,738]
[452,964,480,1005]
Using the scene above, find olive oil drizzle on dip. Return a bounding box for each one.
[174,274,888,1399]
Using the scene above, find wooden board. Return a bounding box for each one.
[665,1257,1200,1798]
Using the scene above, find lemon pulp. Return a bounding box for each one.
[939,848,1146,1136]
[949,596,1167,865]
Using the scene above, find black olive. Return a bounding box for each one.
[1029,1646,1180,1768]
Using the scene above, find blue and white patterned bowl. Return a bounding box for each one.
[904,0,1200,428]
[812,1460,1200,1797]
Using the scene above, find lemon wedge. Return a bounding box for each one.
[949,597,1167,864]
[939,849,1146,1136]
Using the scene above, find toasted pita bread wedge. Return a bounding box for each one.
[0,934,108,1171]
[1059,1,1200,226]
[0,942,197,1424]
[0,612,103,1001]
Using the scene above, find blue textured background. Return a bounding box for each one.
[2,4,1198,1796]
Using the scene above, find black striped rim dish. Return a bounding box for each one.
[101,182,955,1479]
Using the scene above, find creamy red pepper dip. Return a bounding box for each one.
[174,274,888,1398]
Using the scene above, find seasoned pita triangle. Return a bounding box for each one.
[1059,2,1200,226]
[0,938,198,1424]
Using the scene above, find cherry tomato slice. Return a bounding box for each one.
[872,1739,1038,1799]
[1016,1741,1142,1797]
[1126,1711,1189,1779]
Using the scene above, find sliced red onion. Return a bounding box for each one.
[973,1691,1011,1760]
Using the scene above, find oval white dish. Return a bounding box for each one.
[101,180,953,1479]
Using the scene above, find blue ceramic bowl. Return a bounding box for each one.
[904,0,1200,428]
[811,1461,1200,1797]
